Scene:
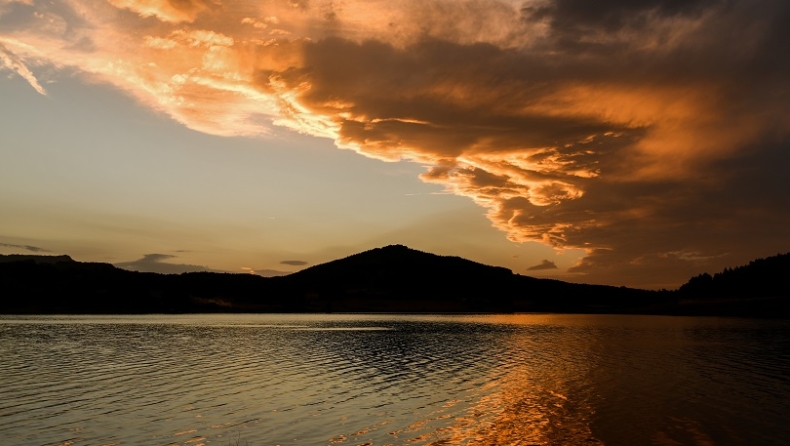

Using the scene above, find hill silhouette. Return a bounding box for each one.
[267,245,517,311]
[679,252,790,298]
[0,245,787,316]
[263,245,666,312]
[671,252,790,316]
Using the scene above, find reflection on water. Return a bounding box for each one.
[0,314,788,445]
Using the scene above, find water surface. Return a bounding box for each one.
[1,314,788,445]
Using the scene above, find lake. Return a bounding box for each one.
[1,314,788,445]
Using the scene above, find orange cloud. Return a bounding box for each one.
[106,0,217,23]
[2,0,789,286]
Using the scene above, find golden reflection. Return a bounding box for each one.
[317,316,610,445]
[414,334,604,445]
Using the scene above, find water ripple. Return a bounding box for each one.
[1,314,788,445]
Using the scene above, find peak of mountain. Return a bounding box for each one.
[264,244,517,312]
[285,244,512,284]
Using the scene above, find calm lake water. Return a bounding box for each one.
[1,314,788,446]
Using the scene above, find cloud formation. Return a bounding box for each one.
[115,253,217,274]
[0,42,45,94]
[3,0,789,286]
[527,260,558,271]
[280,260,308,266]
[0,242,50,253]
[106,0,217,23]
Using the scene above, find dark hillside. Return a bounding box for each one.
[267,245,661,312]
[673,253,790,317]
[679,253,790,298]
[1,248,787,317]
[0,256,272,313]
[269,245,516,311]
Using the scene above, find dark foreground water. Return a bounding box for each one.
[1,314,788,446]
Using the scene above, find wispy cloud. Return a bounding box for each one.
[0,242,50,253]
[106,0,217,23]
[0,42,45,94]
[3,0,789,285]
[527,260,558,271]
[115,253,217,274]
[280,260,308,266]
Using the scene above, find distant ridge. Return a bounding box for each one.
[0,254,74,264]
[0,248,787,317]
[679,252,790,299]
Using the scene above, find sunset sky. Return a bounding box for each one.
[1,0,789,288]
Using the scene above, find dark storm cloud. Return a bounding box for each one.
[525,0,723,33]
[272,1,790,286]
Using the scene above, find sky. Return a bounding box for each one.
[1,0,789,289]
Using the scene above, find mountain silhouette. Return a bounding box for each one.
[268,245,517,311]
[0,245,787,316]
